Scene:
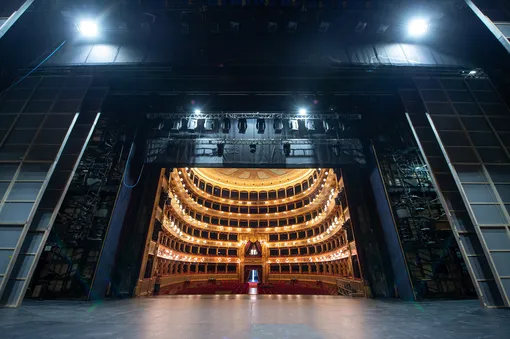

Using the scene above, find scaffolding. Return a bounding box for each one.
[27,117,129,300]
[374,125,475,300]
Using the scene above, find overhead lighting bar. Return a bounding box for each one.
[158,138,363,146]
[147,112,361,120]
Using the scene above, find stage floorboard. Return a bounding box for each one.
[0,296,508,339]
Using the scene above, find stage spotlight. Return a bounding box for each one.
[78,20,99,38]
[221,118,231,133]
[323,120,332,132]
[273,119,283,133]
[298,108,307,115]
[217,143,225,157]
[407,18,428,37]
[194,109,201,114]
[171,119,182,131]
[256,119,266,134]
[204,119,214,131]
[289,119,299,131]
[249,144,257,153]
[187,118,198,131]
[153,119,164,130]
[238,118,247,134]
[283,143,291,157]
[332,144,340,157]
[305,120,316,131]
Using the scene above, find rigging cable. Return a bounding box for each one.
[0,40,67,95]
[123,126,145,188]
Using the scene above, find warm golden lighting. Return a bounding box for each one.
[149,167,354,289]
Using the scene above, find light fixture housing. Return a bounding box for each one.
[78,20,99,38]
[407,18,429,37]
[194,109,201,114]
[283,143,291,157]
[298,108,307,115]
[217,143,225,157]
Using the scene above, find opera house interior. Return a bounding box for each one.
[2,0,510,337]
[140,168,358,296]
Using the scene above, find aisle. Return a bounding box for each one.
[248,282,258,295]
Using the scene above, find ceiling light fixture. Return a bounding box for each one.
[407,18,429,37]
[78,20,99,38]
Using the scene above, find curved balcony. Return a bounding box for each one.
[173,169,335,217]
[158,234,239,260]
[266,242,354,264]
[268,259,352,277]
[164,205,345,252]
[169,188,338,232]
[177,175,328,213]
[166,192,342,234]
[178,168,328,204]
[162,217,241,248]
[268,233,349,257]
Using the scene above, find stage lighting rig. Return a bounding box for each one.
[204,119,214,131]
[221,118,231,133]
[187,118,198,131]
[152,119,164,130]
[305,120,316,131]
[273,119,283,133]
[332,144,340,157]
[289,119,299,131]
[323,121,332,132]
[283,143,291,157]
[238,118,248,134]
[171,120,182,132]
[256,119,266,134]
[217,143,225,157]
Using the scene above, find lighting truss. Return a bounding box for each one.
[156,138,363,146]
[146,112,362,120]
[145,137,365,164]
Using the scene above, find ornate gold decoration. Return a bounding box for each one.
[192,168,315,190]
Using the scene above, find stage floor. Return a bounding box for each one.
[0,295,508,339]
